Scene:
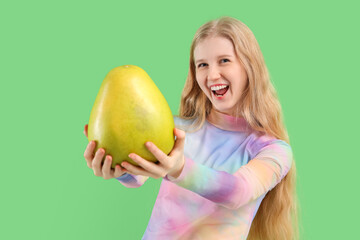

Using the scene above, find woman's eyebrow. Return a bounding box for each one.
[195,55,233,64]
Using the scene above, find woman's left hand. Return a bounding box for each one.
[121,128,186,179]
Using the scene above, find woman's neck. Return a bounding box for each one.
[206,109,251,132]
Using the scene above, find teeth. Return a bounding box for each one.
[211,85,228,91]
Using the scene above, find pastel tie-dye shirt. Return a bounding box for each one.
[116,110,293,240]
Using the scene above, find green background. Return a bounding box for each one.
[1,0,359,239]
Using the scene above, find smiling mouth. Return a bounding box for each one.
[212,86,229,97]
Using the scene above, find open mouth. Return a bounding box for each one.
[211,85,229,97]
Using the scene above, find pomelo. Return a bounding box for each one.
[88,65,175,168]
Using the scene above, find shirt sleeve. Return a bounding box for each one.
[115,173,149,188]
[164,135,293,209]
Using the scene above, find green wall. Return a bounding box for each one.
[1,0,359,239]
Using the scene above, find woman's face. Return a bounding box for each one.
[194,36,248,116]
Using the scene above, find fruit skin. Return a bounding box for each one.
[88,65,175,168]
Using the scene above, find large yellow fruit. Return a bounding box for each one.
[88,65,175,168]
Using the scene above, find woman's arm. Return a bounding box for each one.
[164,139,293,209]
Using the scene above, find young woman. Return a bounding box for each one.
[84,16,299,240]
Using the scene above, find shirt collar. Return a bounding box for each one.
[206,109,252,132]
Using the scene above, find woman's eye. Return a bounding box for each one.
[198,63,207,68]
[221,59,230,63]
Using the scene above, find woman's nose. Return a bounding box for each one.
[207,66,221,81]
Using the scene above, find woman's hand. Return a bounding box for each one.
[83,124,127,179]
[120,128,186,179]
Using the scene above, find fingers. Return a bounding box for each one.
[169,128,186,157]
[84,141,95,168]
[121,161,158,179]
[84,124,88,138]
[114,164,127,178]
[84,135,126,179]
[128,153,164,177]
[102,155,113,179]
[92,148,105,176]
[175,127,186,138]
[144,142,168,163]
[101,155,127,179]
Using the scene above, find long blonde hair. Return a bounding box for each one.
[176,16,300,240]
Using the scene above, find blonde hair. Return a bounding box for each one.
[176,16,301,240]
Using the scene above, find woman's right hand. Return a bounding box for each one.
[83,124,127,179]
